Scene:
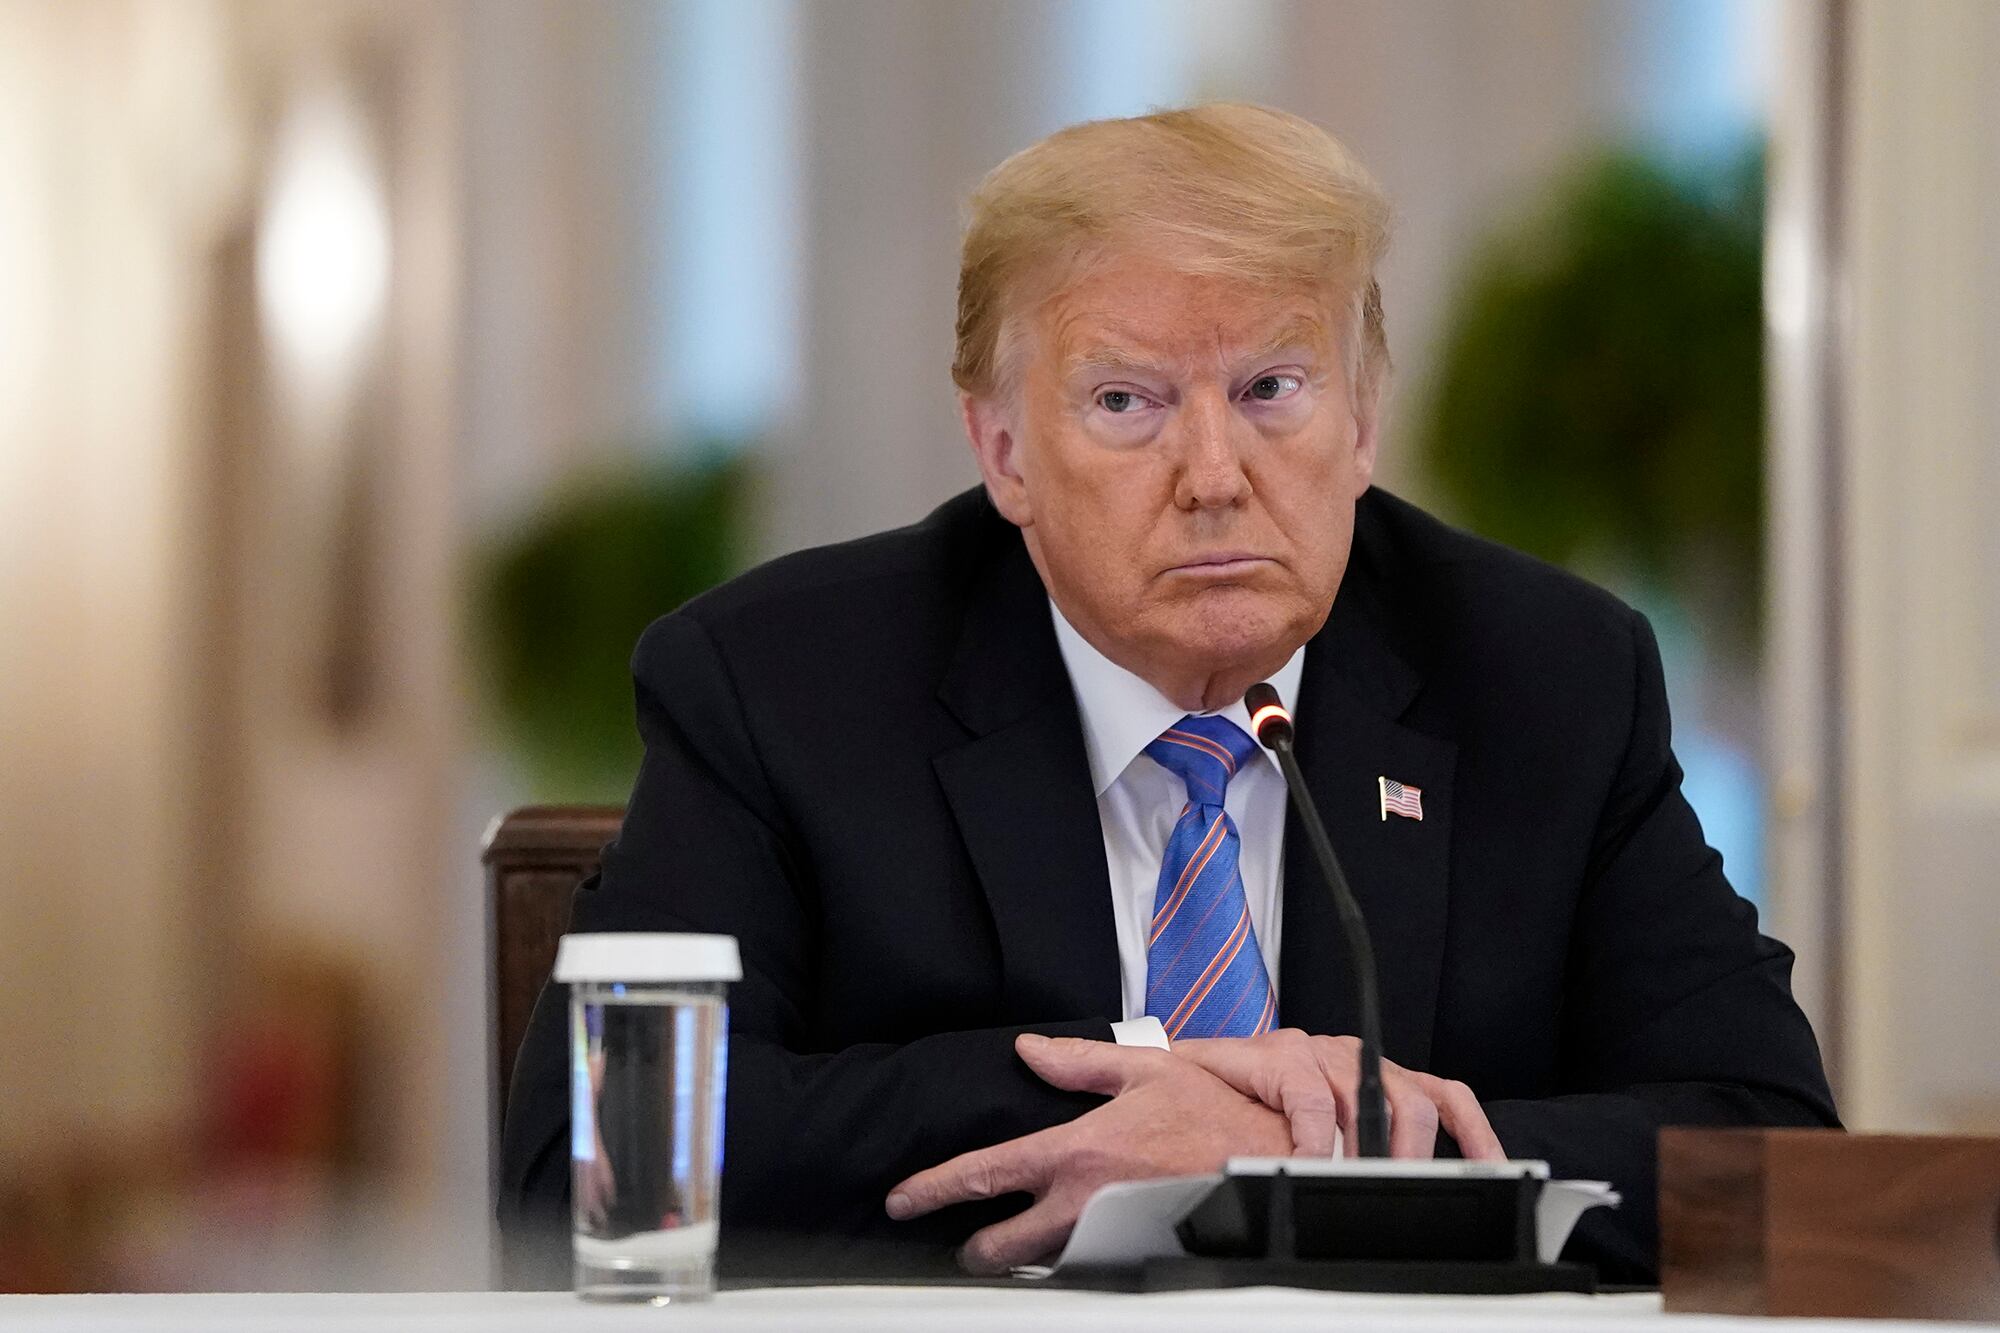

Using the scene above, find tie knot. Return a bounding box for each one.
[1144,714,1260,808]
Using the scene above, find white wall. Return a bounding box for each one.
[0,0,216,1167]
[0,0,485,1284]
[1830,0,2000,1134]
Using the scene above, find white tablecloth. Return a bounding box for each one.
[0,1287,1984,1331]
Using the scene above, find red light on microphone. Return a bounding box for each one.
[1251,702,1289,733]
[1244,683,1294,748]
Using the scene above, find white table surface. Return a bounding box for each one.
[0,1287,1987,1331]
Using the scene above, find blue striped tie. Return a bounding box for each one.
[1143,714,1276,1040]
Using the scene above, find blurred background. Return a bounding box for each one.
[2,0,1995,1293]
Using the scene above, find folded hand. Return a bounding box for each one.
[1174,1029,1506,1160]
[885,1033,1290,1273]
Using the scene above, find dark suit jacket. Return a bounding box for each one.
[500,485,1836,1284]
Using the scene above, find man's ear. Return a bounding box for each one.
[960,391,1033,526]
[1350,375,1386,492]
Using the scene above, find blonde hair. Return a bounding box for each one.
[952,102,1392,403]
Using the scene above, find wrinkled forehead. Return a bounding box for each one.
[1034,260,1341,377]
[1049,309,1335,379]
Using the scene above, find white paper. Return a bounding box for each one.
[1534,1179,1621,1264]
[1030,1161,1619,1275]
[1039,1174,1223,1271]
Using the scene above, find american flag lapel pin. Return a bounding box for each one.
[1379,776,1424,821]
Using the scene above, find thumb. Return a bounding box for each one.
[1014,1033,1147,1097]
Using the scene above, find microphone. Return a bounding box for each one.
[1147,687,1609,1288]
[1244,682,1389,1159]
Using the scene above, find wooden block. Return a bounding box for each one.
[1661,1128,2000,1321]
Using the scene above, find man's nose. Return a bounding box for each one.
[1174,391,1251,510]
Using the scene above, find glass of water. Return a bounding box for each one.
[554,933,739,1303]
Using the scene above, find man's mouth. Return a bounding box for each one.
[1164,553,1275,577]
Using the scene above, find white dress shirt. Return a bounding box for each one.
[1048,602,1307,1048]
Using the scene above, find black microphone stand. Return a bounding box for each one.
[1246,683,1389,1159]
[1069,684,1611,1295]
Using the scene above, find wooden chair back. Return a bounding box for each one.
[482,804,623,1152]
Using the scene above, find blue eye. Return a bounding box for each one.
[1246,374,1302,402]
[1099,390,1144,413]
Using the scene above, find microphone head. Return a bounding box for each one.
[1243,682,1294,748]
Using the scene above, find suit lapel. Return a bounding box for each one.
[1278,544,1457,1069]
[933,520,1121,1022]
[925,489,1456,1043]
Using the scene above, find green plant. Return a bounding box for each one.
[1418,145,1764,639]
[474,453,753,800]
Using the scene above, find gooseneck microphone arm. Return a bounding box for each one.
[1244,682,1390,1159]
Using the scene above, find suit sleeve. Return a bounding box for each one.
[498,611,1109,1279]
[1470,610,1839,1282]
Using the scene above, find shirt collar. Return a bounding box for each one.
[1048,599,1309,797]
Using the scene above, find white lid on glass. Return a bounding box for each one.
[553,932,742,983]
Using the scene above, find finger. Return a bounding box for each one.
[1414,1073,1507,1162]
[1382,1066,1441,1159]
[1177,1031,1322,1113]
[1174,1034,1340,1157]
[957,1194,1079,1275]
[1170,1036,1273,1095]
[1013,1033,1150,1097]
[887,1133,1052,1220]
[1304,1038,1362,1158]
[1273,1066,1340,1157]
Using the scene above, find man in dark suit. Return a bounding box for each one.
[501,103,1835,1284]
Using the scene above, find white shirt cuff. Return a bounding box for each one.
[1110,1016,1170,1050]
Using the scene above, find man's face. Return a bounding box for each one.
[963,250,1378,709]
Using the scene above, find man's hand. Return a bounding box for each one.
[884,1032,1290,1274]
[1173,1029,1506,1160]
